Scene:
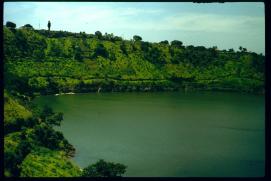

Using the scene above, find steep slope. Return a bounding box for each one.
[4,90,79,177]
[4,26,265,94]
[20,147,81,177]
[4,90,32,134]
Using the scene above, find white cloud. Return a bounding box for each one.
[7,2,263,35]
[3,2,265,53]
[3,2,264,33]
[163,13,264,32]
[29,3,163,32]
[113,13,264,33]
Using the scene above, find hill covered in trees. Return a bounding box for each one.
[4,90,127,177]
[3,22,265,177]
[4,90,79,176]
[4,23,265,96]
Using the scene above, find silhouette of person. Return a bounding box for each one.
[48,20,51,31]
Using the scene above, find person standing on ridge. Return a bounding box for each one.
[48,20,51,31]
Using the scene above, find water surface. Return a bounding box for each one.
[34,91,265,177]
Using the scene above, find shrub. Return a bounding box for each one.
[82,159,127,177]
[6,21,16,29]
[133,35,142,41]
[23,24,34,29]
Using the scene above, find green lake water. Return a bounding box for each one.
[34,91,265,177]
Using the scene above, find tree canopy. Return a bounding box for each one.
[3,22,265,177]
[6,21,16,29]
[4,25,264,95]
[82,159,127,177]
[133,35,142,41]
[23,24,34,29]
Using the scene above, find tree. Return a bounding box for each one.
[6,21,16,29]
[46,112,63,126]
[186,45,194,49]
[28,77,49,92]
[120,42,127,55]
[212,46,217,50]
[133,35,142,41]
[14,30,30,56]
[95,31,102,39]
[145,46,166,65]
[23,24,34,29]
[113,36,123,42]
[171,48,185,64]
[4,26,18,58]
[46,39,63,57]
[63,38,74,58]
[159,40,169,45]
[229,48,234,53]
[82,159,127,177]
[40,105,54,120]
[171,40,183,48]
[33,49,45,60]
[140,41,151,52]
[80,31,87,39]
[93,43,108,58]
[74,45,83,61]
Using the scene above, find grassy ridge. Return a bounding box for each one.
[3,24,265,177]
[4,26,264,95]
[4,91,32,122]
[4,90,80,177]
[20,147,81,177]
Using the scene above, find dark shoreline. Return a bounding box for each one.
[30,83,265,97]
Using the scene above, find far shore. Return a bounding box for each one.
[55,92,75,96]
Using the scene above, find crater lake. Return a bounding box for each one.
[34,91,265,177]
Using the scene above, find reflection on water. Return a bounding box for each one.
[34,91,265,177]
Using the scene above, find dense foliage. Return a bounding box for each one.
[4,90,32,134]
[20,147,81,177]
[82,159,127,177]
[4,89,126,177]
[6,21,16,29]
[4,91,76,176]
[4,25,264,95]
[4,22,264,177]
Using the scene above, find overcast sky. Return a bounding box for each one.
[4,2,265,54]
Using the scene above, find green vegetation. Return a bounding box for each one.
[20,147,81,177]
[4,24,264,96]
[6,21,16,29]
[4,90,32,134]
[4,131,26,176]
[4,93,77,176]
[82,159,127,177]
[4,89,126,177]
[4,21,264,177]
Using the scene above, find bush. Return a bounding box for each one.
[20,147,81,177]
[23,24,34,29]
[6,21,16,29]
[159,40,169,45]
[95,31,102,39]
[133,35,142,41]
[93,43,109,58]
[171,40,183,48]
[82,159,127,177]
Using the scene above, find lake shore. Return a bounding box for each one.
[35,91,265,177]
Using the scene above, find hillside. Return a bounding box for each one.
[4,26,265,95]
[4,90,79,176]
[4,90,32,131]
[4,91,127,177]
[3,24,265,177]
